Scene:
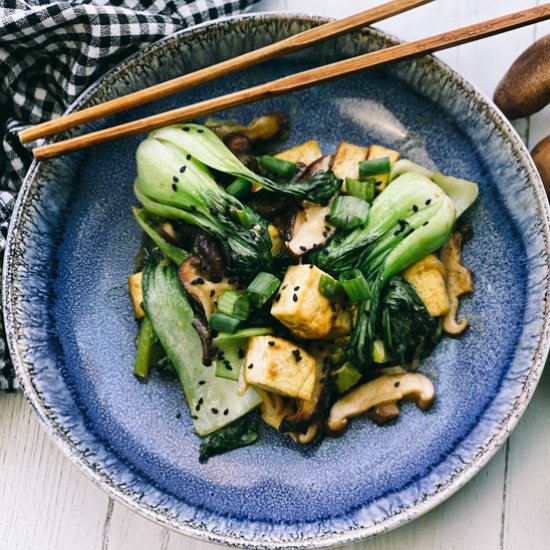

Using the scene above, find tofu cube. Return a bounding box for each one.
[271,264,334,339]
[332,142,369,182]
[245,336,317,401]
[403,254,450,317]
[128,272,145,319]
[275,140,322,166]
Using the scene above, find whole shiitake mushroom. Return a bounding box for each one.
[494,35,550,119]
[531,136,550,196]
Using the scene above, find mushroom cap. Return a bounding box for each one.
[494,35,550,119]
[531,134,550,197]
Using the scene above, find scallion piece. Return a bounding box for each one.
[214,327,273,343]
[246,272,280,308]
[217,290,250,321]
[229,206,251,229]
[339,269,371,302]
[209,312,241,333]
[359,157,391,179]
[345,177,376,202]
[258,155,297,178]
[226,178,251,198]
[319,273,343,299]
[329,196,370,230]
[331,362,362,394]
[134,316,155,380]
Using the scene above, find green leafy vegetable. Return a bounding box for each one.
[134,135,272,277]
[199,414,259,463]
[132,208,190,265]
[149,125,341,204]
[142,262,261,436]
[380,276,441,365]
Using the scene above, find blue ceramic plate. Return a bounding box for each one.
[4,14,550,549]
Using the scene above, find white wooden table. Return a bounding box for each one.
[2,1,550,548]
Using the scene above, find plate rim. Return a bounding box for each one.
[4,12,550,549]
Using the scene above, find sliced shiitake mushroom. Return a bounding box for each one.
[178,256,237,319]
[494,34,550,119]
[206,111,289,143]
[327,373,435,433]
[439,226,474,335]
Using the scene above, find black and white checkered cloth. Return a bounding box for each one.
[0,0,260,390]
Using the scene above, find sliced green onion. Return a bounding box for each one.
[319,273,343,299]
[214,327,273,343]
[226,178,252,198]
[134,316,155,380]
[258,155,297,178]
[329,196,370,230]
[217,290,250,321]
[339,269,371,302]
[346,177,376,202]
[246,272,280,308]
[359,157,391,179]
[331,362,362,394]
[209,312,241,333]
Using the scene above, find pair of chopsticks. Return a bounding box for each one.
[21,0,550,161]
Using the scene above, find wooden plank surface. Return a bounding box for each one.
[2,1,550,549]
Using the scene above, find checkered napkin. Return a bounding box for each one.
[0,0,260,391]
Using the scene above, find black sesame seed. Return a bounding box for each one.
[195,404,201,411]
[394,381,400,387]
[299,245,307,252]
[176,412,182,419]
[172,176,179,184]
[274,293,281,302]
[211,407,218,414]
[325,214,331,221]
[223,409,229,416]
[309,265,314,269]
[191,277,205,285]
[413,205,419,213]
[325,226,331,232]
[211,275,222,283]
[294,286,300,291]
[191,415,198,420]
[183,126,190,132]
[394,230,401,236]
[225,363,233,371]
[199,380,206,385]
[186,154,191,160]
[179,165,187,174]
[322,249,329,256]
[171,183,177,191]
[238,349,245,359]
[268,341,275,347]
[322,231,328,238]
[423,221,429,226]
[292,293,298,302]
[210,289,215,297]
[292,349,302,362]
[198,129,204,133]
[282,285,287,290]
[247,363,254,369]
[210,207,219,216]
[203,360,212,367]
[425,198,432,205]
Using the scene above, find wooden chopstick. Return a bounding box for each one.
[19,0,433,144]
[32,4,550,161]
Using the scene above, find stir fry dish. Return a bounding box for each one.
[128,111,478,462]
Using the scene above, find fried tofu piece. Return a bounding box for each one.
[367,144,400,191]
[275,140,323,166]
[245,336,317,401]
[128,272,145,319]
[403,254,450,317]
[271,264,334,339]
[332,142,369,181]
